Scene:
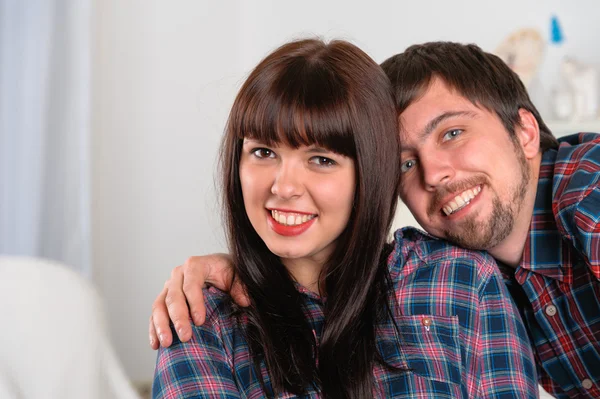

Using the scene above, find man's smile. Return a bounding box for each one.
[441,185,482,216]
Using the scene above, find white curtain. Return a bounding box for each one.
[0,0,92,276]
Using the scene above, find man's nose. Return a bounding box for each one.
[420,152,454,191]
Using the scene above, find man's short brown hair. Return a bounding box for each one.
[380,41,558,151]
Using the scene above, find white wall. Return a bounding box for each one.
[92,0,600,382]
[92,0,243,382]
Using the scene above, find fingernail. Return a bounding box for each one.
[193,313,201,324]
[159,333,165,343]
[178,327,185,337]
[149,336,155,346]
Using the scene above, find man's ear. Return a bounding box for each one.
[516,109,540,159]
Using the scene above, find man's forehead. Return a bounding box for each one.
[401,81,472,115]
[399,88,481,128]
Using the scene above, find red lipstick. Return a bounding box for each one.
[267,212,316,236]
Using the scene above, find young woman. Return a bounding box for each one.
[152,39,538,398]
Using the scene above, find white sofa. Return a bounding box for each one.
[0,256,140,399]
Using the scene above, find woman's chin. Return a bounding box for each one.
[269,249,304,260]
[264,243,314,261]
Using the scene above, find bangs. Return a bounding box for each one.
[231,61,357,158]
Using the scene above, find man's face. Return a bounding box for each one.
[398,78,531,250]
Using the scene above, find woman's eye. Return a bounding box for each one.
[252,148,275,158]
[442,129,463,142]
[400,159,417,173]
[310,156,336,166]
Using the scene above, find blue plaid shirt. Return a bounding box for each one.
[153,229,537,398]
[501,133,600,398]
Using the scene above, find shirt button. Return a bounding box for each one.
[582,379,593,389]
[421,317,432,331]
[545,305,557,317]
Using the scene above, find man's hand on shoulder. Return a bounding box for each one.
[148,253,249,349]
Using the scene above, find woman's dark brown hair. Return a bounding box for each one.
[220,38,401,398]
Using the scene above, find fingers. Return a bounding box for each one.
[149,315,159,350]
[181,257,207,326]
[205,254,251,307]
[230,277,251,307]
[201,253,234,291]
[165,266,193,342]
[149,252,243,350]
[150,287,173,348]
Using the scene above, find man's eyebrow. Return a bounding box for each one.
[400,110,478,153]
[400,111,478,152]
[419,110,478,140]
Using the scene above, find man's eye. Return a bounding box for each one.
[252,148,275,158]
[401,159,417,173]
[442,129,463,142]
[310,156,336,167]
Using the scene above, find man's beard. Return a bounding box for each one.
[441,149,530,251]
[443,195,517,250]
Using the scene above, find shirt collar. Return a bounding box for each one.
[518,148,571,283]
[293,281,325,303]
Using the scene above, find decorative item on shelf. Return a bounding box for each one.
[552,88,573,121]
[551,57,600,122]
[550,15,564,45]
[495,28,545,89]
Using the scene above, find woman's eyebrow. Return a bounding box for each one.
[243,138,263,146]
[305,146,331,154]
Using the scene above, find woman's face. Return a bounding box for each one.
[239,138,356,269]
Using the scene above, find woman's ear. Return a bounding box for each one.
[516,109,541,159]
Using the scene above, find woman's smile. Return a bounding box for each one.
[267,208,318,237]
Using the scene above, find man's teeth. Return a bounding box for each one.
[442,186,482,216]
[271,210,316,226]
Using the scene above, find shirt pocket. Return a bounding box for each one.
[379,314,462,386]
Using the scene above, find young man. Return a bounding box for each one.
[149,42,600,398]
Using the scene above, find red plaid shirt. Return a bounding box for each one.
[502,132,600,398]
[153,229,537,398]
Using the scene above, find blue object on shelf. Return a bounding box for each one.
[550,15,564,44]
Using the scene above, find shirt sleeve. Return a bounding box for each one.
[554,136,600,278]
[152,317,240,398]
[475,259,538,398]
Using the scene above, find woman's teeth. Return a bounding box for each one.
[442,186,482,216]
[271,210,316,226]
